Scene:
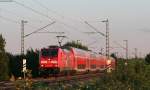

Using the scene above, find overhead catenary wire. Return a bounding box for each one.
[30,0,85,33]
[31,0,83,23]
[0,8,43,23]
[113,41,126,50]
[0,15,42,29]
[0,5,86,43]
[0,8,44,29]
[1,8,28,20]
[36,31,65,34]
[31,0,91,39]
[13,0,54,21]
[0,15,19,24]
[31,0,64,18]
[13,0,85,34]
[2,0,105,51]
[17,0,97,42]
[3,0,84,39]
[0,0,13,2]
[84,21,106,37]
[24,21,56,38]
[84,20,125,53]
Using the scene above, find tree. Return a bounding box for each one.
[62,41,88,50]
[110,53,117,60]
[26,49,39,77]
[7,48,39,78]
[0,34,9,80]
[8,54,23,78]
[145,53,150,64]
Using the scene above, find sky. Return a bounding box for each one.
[0,0,150,58]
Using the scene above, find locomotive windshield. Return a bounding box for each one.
[41,49,58,57]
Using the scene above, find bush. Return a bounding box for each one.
[0,34,9,80]
[145,53,150,64]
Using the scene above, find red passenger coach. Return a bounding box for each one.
[98,56,107,70]
[71,48,89,72]
[39,45,116,76]
[89,53,97,71]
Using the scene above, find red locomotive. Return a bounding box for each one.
[39,46,115,75]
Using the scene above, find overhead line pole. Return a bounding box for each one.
[56,35,66,47]
[123,40,128,60]
[101,19,109,59]
[134,48,138,59]
[21,20,27,55]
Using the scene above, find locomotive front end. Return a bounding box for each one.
[39,46,60,75]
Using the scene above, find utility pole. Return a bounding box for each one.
[100,48,104,55]
[56,35,66,47]
[21,20,27,55]
[134,48,138,59]
[123,40,128,60]
[102,19,109,59]
[77,40,80,42]
[77,40,80,44]
[76,40,81,48]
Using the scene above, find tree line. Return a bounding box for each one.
[1,34,150,83]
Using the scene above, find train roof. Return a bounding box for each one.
[41,46,106,58]
[41,45,59,50]
[48,45,59,48]
[70,47,100,56]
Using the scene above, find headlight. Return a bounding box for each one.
[41,65,44,67]
[51,61,58,64]
[41,61,47,64]
[107,60,111,65]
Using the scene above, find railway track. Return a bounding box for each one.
[0,81,15,90]
[0,72,105,89]
[32,72,104,85]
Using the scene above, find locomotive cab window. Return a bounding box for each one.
[41,49,49,56]
[50,49,58,56]
[100,65,105,68]
[41,49,58,57]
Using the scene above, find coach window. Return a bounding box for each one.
[78,64,85,69]
[100,65,104,68]
[91,65,96,69]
